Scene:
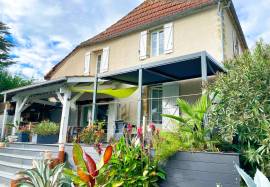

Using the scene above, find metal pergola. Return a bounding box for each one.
[92,51,225,127]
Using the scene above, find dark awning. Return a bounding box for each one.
[98,51,225,85]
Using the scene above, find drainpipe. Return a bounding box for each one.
[218,0,231,62]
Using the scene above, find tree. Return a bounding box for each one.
[0,21,32,101]
[0,21,14,69]
[208,41,270,176]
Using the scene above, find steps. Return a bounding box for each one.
[0,143,59,186]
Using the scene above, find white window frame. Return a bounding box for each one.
[149,86,163,124]
[151,29,164,57]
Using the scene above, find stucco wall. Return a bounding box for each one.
[50,7,225,80]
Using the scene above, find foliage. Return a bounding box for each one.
[97,125,166,187]
[0,22,32,101]
[64,143,113,187]
[33,121,59,136]
[162,95,217,151]
[208,42,270,176]
[79,122,105,145]
[235,164,270,187]
[0,21,14,68]
[16,160,70,187]
[153,131,181,162]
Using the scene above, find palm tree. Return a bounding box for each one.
[162,95,216,151]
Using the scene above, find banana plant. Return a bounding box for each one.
[16,160,70,187]
[235,164,270,187]
[64,144,113,187]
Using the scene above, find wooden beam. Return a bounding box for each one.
[32,99,57,106]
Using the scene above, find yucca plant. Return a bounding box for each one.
[235,164,270,187]
[162,95,217,151]
[16,160,70,187]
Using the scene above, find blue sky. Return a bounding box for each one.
[0,0,269,80]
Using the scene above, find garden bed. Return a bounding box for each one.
[160,151,240,187]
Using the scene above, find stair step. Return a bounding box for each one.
[0,147,58,157]
[0,160,32,173]
[8,143,60,151]
[0,152,42,166]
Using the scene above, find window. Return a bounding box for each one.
[151,29,164,57]
[150,87,163,124]
[84,52,91,74]
[96,54,102,73]
[233,31,239,56]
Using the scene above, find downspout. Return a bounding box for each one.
[217,0,231,62]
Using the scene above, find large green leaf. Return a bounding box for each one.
[161,114,186,124]
[73,143,88,173]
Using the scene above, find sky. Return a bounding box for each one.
[0,0,269,80]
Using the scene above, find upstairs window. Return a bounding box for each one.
[151,29,164,57]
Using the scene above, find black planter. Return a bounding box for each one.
[159,151,240,187]
[17,132,30,142]
[36,134,59,144]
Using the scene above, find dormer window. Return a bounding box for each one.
[151,29,164,57]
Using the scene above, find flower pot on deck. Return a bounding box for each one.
[17,132,30,142]
[32,134,59,144]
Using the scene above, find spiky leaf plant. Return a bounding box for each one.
[16,160,70,187]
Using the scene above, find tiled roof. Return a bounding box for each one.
[80,0,215,46]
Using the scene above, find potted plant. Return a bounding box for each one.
[17,126,31,142]
[79,121,105,145]
[32,121,59,144]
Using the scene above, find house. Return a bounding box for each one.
[0,0,247,144]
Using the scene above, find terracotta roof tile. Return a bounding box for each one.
[80,0,215,46]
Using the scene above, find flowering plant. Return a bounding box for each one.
[79,121,105,145]
[96,123,166,186]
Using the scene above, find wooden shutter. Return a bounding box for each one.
[84,52,91,74]
[164,22,174,54]
[100,47,110,73]
[139,30,147,60]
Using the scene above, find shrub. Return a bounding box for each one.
[33,121,59,136]
[208,42,270,176]
[153,131,181,162]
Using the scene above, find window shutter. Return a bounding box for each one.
[139,30,147,60]
[164,22,174,54]
[84,52,91,74]
[100,47,109,73]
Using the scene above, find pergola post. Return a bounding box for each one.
[58,88,71,144]
[12,96,29,135]
[201,51,208,94]
[137,68,143,127]
[91,76,98,123]
[1,94,8,139]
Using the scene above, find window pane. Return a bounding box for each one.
[159,31,164,54]
[97,55,102,73]
[151,32,158,56]
[151,88,163,124]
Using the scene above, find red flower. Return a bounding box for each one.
[94,143,103,155]
[149,123,156,132]
[127,123,133,134]
[137,127,143,138]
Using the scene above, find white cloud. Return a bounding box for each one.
[0,0,142,80]
[233,0,270,47]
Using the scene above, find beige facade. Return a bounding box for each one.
[49,6,245,80]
